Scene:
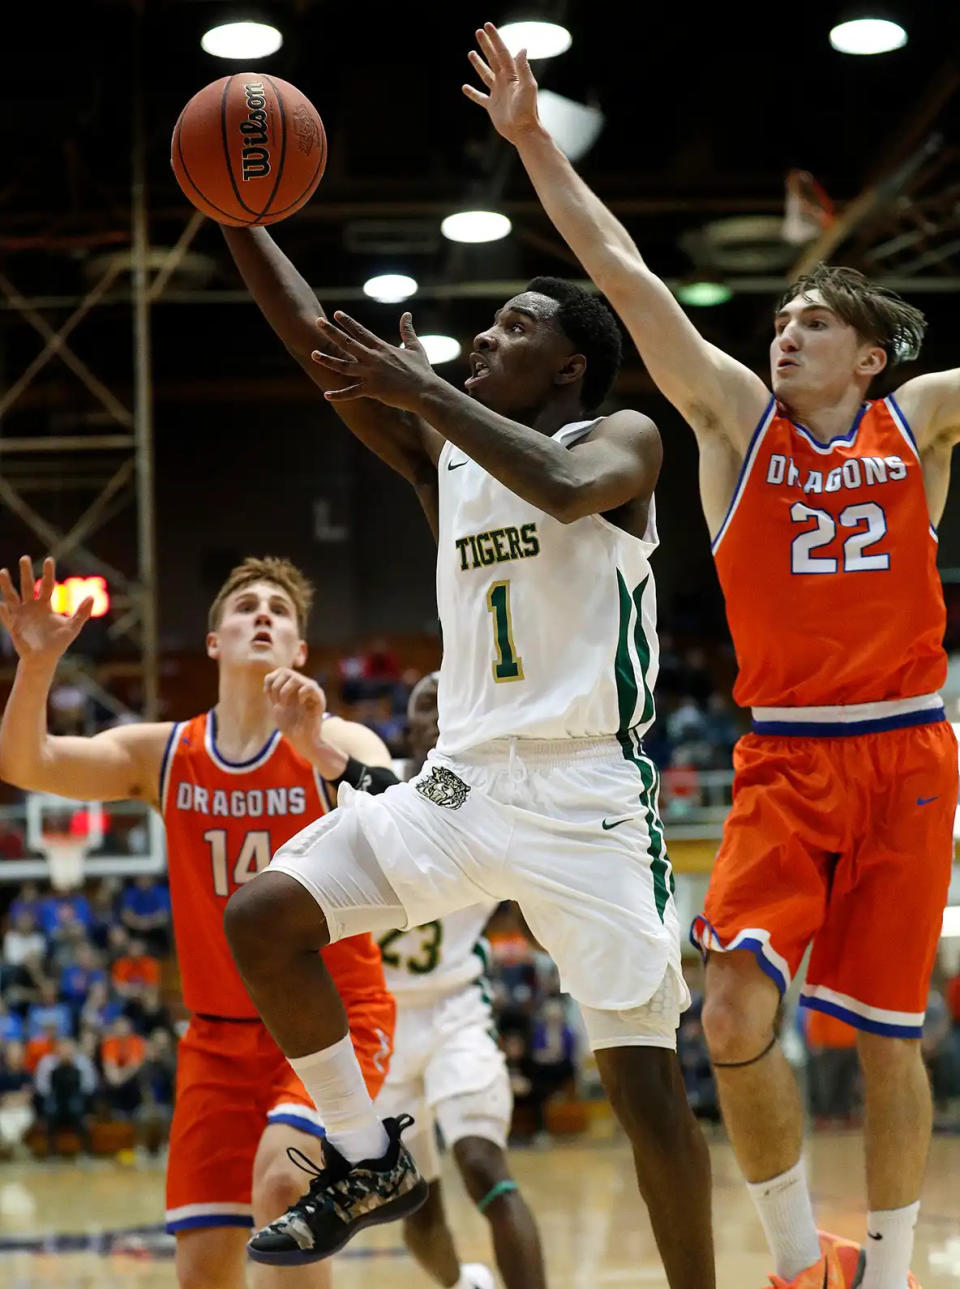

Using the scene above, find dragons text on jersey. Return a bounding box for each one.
[160,711,331,1017]
[712,395,946,716]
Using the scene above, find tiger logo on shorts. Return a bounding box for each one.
[415,765,471,809]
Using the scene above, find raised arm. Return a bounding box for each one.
[221,226,443,531]
[313,312,662,523]
[0,557,169,806]
[464,24,769,452]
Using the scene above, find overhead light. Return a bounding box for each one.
[363,274,418,303]
[441,211,512,244]
[943,905,960,938]
[537,90,604,162]
[418,335,462,366]
[201,20,283,59]
[829,17,907,55]
[498,20,572,60]
[676,281,733,307]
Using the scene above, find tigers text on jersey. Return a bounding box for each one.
[436,420,660,756]
[160,711,332,1017]
[713,396,946,710]
[378,902,497,1006]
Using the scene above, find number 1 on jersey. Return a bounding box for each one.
[486,580,524,682]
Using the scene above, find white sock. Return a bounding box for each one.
[863,1202,920,1289]
[452,1272,474,1289]
[746,1159,822,1281]
[289,1034,388,1164]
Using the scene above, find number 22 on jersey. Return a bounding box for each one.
[790,501,889,574]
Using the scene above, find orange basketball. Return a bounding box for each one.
[171,73,326,227]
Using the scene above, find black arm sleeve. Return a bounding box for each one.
[330,756,400,796]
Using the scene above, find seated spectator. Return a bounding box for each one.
[9,881,43,925]
[666,694,709,747]
[59,944,107,1021]
[26,980,72,1041]
[125,983,171,1037]
[120,876,171,954]
[661,749,701,819]
[25,1020,62,1074]
[88,878,122,951]
[139,1028,177,1151]
[47,905,93,969]
[111,937,161,1002]
[527,997,577,1135]
[0,998,24,1043]
[37,888,93,939]
[105,922,131,966]
[2,950,51,1013]
[0,1039,34,1155]
[34,1037,97,1151]
[2,910,46,968]
[806,1008,860,1127]
[101,1016,146,1116]
[79,980,123,1035]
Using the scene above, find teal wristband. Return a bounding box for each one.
[476,1179,518,1214]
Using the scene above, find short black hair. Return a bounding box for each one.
[525,276,623,411]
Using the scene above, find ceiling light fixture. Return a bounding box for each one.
[828,16,907,55]
[418,335,462,366]
[362,274,418,303]
[536,90,605,162]
[201,20,283,60]
[498,20,572,60]
[675,281,733,308]
[441,211,512,244]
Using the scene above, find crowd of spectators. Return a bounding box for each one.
[0,876,177,1157]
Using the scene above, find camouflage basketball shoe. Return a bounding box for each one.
[247,1115,428,1265]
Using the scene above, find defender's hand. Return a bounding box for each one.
[0,556,93,668]
[264,669,341,773]
[310,312,434,410]
[463,22,542,145]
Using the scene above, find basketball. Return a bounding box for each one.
[171,72,326,227]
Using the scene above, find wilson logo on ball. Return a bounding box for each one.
[240,81,270,181]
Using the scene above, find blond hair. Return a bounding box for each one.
[208,556,314,637]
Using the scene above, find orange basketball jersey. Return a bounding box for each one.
[713,395,946,718]
[160,711,333,1017]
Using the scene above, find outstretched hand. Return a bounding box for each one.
[310,311,434,410]
[0,556,93,668]
[462,22,542,144]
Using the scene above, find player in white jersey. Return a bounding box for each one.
[378,673,546,1289]
[221,227,714,1289]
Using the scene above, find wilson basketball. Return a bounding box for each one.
[171,73,326,227]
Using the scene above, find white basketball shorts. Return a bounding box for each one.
[270,734,688,1029]
[375,981,510,1180]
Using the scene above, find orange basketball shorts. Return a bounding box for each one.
[165,1006,394,1233]
[692,718,957,1038]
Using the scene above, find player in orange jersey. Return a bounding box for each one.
[467,23,959,1289]
[0,553,397,1289]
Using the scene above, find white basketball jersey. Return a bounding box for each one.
[378,902,497,1005]
[435,420,660,756]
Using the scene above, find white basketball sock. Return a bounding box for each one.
[289,1034,389,1164]
[746,1158,822,1281]
[862,1202,919,1289]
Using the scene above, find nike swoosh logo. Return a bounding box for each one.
[867,1232,883,1241]
[602,816,633,830]
[447,459,468,471]
[917,796,939,806]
